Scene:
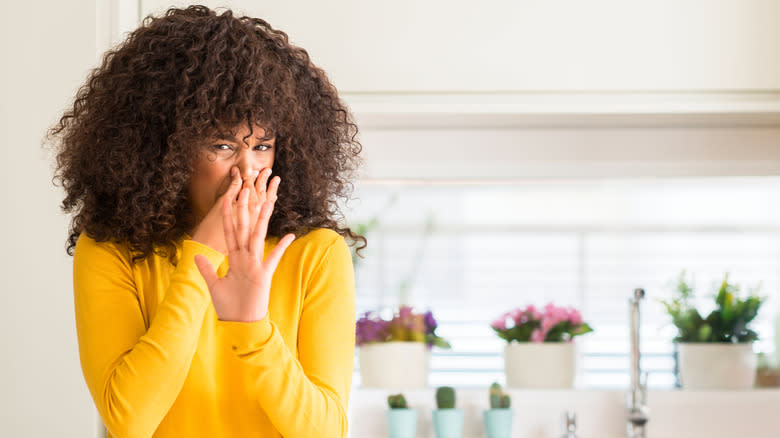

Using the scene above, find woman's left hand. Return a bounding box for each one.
[194,182,295,322]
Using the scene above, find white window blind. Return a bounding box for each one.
[346,177,780,389]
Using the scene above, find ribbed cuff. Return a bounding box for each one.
[180,240,226,270]
[217,317,274,354]
[168,240,227,305]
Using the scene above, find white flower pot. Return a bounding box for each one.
[504,342,576,388]
[359,341,431,388]
[677,343,757,390]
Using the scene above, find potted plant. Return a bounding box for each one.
[357,306,451,388]
[432,386,463,438]
[483,382,512,438]
[386,393,417,438]
[661,271,765,389]
[491,303,593,388]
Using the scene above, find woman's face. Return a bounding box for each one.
[188,123,276,223]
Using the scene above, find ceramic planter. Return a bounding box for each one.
[677,342,757,389]
[504,342,576,388]
[502,341,577,388]
[483,409,513,438]
[386,408,417,438]
[432,409,464,438]
[359,341,431,388]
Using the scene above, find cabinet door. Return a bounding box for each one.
[139,0,780,92]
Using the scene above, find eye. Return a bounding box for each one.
[212,143,233,151]
[255,144,272,151]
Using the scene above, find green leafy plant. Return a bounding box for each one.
[387,394,409,409]
[488,382,510,409]
[435,386,456,409]
[660,271,765,343]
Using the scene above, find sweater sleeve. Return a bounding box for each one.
[216,234,356,438]
[73,234,225,438]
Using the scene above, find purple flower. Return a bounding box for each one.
[357,307,450,349]
[356,312,390,346]
[424,311,437,332]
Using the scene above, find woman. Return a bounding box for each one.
[49,5,362,437]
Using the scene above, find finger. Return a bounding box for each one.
[194,254,218,289]
[236,187,250,248]
[224,166,243,202]
[243,169,258,199]
[266,175,280,204]
[246,169,261,222]
[226,167,244,231]
[263,233,296,272]
[255,168,272,202]
[249,200,273,257]
[222,191,239,253]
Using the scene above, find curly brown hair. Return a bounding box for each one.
[48,5,364,262]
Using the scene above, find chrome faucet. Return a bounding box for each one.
[561,411,578,438]
[627,288,648,438]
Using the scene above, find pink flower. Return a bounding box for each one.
[541,316,556,332]
[530,328,545,343]
[568,309,583,325]
[525,304,543,321]
[509,308,525,324]
[491,316,507,331]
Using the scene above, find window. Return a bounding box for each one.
[346,177,780,389]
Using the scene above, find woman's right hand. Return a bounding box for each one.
[191,166,279,254]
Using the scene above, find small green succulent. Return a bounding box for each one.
[435,386,456,409]
[387,394,408,409]
[489,382,511,409]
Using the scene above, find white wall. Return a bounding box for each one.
[0,1,101,436]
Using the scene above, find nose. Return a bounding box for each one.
[235,147,261,180]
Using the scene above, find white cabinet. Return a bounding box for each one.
[140,0,780,93]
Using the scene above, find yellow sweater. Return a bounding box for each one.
[73,228,356,438]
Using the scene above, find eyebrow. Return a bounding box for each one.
[214,134,274,143]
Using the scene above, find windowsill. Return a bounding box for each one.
[348,387,780,438]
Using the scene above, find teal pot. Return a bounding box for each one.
[483,409,513,438]
[386,409,417,438]
[432,409,464,438]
